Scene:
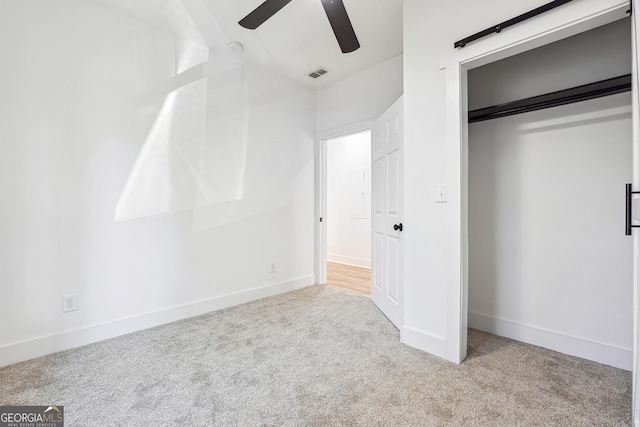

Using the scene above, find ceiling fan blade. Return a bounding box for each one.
[320,0,360,53]
[239,0,294,30]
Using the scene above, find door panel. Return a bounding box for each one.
[373,156,385,215]
[631,1,640,424]
[373,232,384,292]
[388,113,400,139]
[387,148,400,215]
[386,235,399,302]
[371,96,404,329]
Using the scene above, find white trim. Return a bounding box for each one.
[445,0,631,367]
[326,255,371,269]
[316,119,375,141]
[445,63,467,364]
[0,276,315,368]
[469,312,632,371]
[315,130,326,284]
[402,326,447,359]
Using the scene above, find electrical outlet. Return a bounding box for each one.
[62,294,78,313]
[270,262,277,273]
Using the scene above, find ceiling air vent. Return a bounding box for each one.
[308,68,328,79]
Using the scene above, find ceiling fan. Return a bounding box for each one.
[238,0,360,54]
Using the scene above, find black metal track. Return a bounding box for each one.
[468,74,631,124]
[454,0,573,49]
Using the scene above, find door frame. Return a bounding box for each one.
[315,120,374,285]
[443,0,636,414]
[442,1,631,361]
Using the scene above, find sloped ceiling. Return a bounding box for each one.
[92,0,403,88]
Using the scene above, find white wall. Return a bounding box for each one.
[326,131,372,268]
[468,22,632,369]
[316,55,403,133]
[467,19,632,111]
[403,0,630,363]
[469,94,632,368]
[0,0,315,366]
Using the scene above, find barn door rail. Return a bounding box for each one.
[626,184,640,236]
[454,0,573,49]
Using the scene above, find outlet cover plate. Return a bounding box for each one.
[63,294,78,313]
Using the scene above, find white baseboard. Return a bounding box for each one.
[327,254,371,269]
[402,326,447,359]
[469,311,632,371]
[0,276,316,368]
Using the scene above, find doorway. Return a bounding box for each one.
[325,130,372,296]
[442,1,633,367]
[315,97,404,328]
[467,19,632,369]
[316,127,373,295]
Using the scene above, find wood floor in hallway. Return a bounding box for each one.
[327,262,371,296]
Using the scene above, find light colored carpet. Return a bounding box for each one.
[0,285,631,426]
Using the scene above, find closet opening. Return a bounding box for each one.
[466,18,633,369]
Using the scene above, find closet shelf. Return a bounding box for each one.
[468,74,631,124]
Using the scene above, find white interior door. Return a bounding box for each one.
[631,2,640,424]
[371,96,404,329]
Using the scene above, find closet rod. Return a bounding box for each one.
[454,0,573,49]
[468,74,631,124]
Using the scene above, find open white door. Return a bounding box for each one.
[632,2,640,425]
[371,96,404,329]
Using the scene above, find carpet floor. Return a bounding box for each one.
[0,285,632,426]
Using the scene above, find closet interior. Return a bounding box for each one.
[467,18,633,368]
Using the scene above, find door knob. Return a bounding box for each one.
[394,223,403,232]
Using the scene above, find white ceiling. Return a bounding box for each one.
[92,0,403,88]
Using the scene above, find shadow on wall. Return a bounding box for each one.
[113,8,314,231]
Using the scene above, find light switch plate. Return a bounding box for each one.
[436,184,448,203]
